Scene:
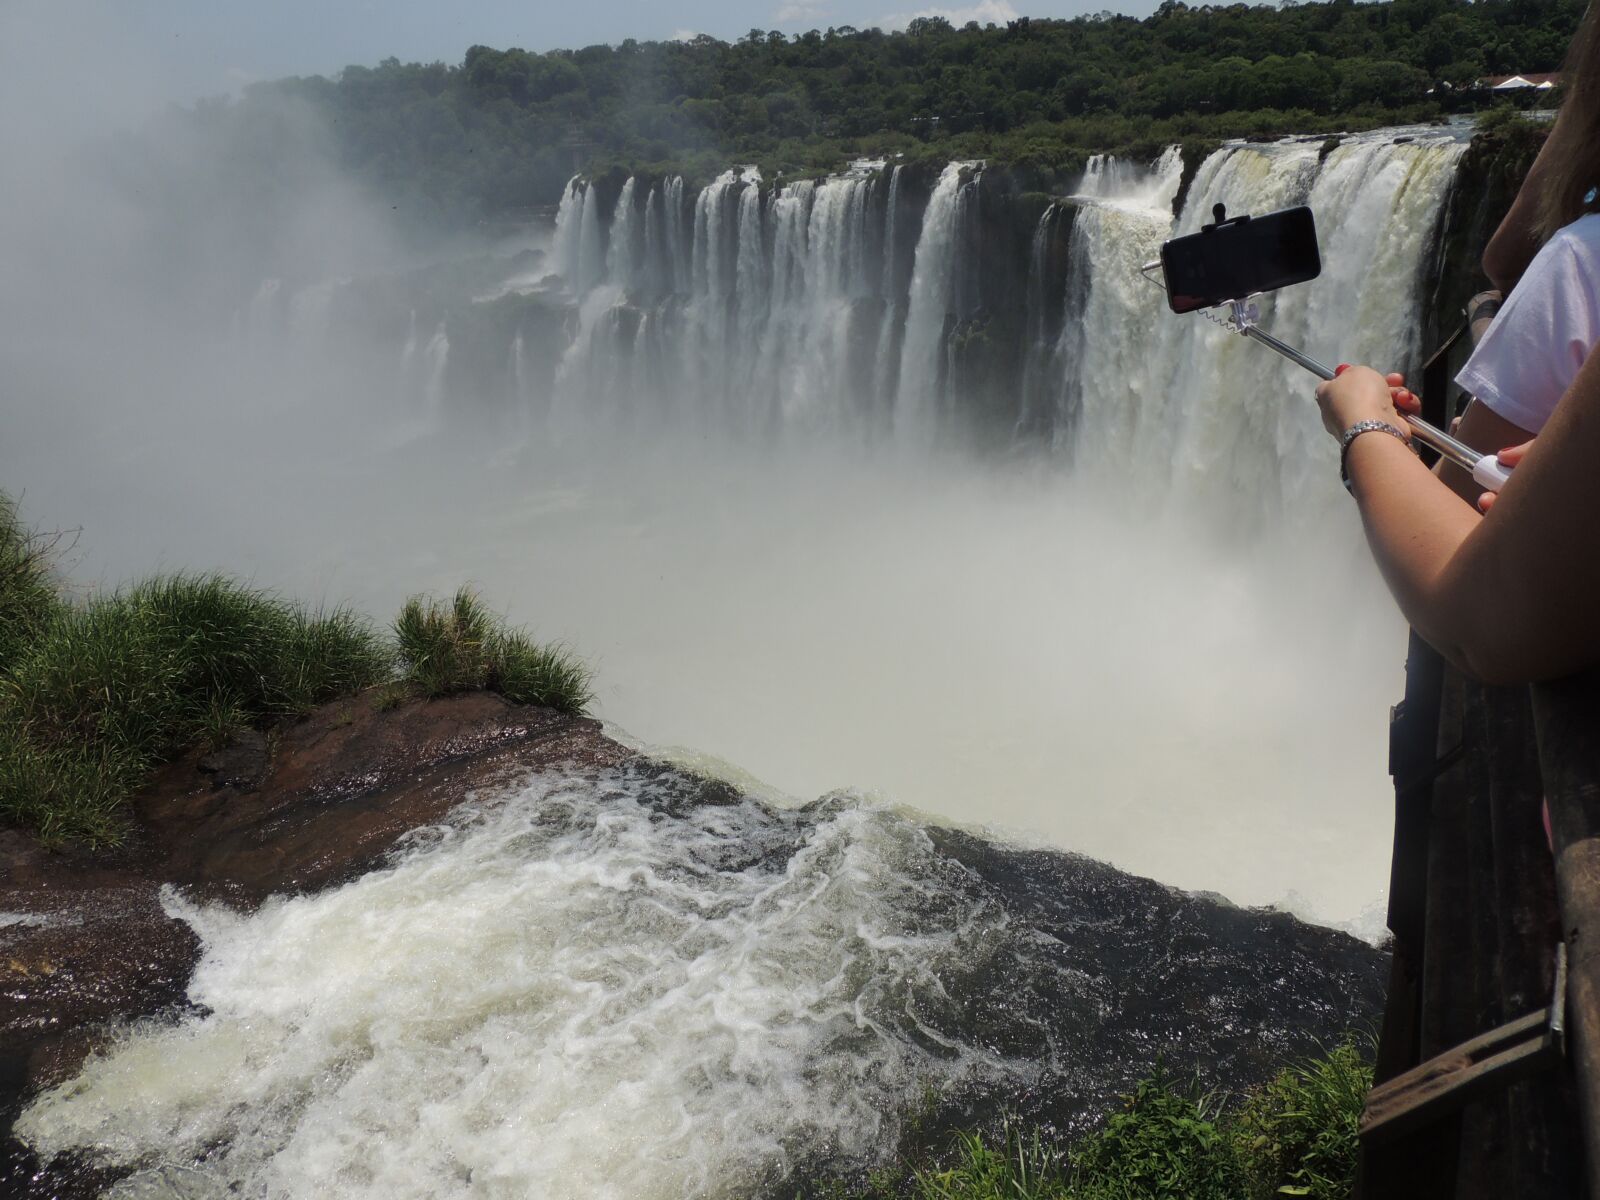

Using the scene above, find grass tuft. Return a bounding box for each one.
[1,494,593,846]
[395,587,593,715]
[912,1124,1069,1200]
[0,493,66,673]
[394,587,497,697]
[1068,1071,1240,1200]
[1233,1042,1370,1200]
[489,629,593,715]
[1,573,390,845]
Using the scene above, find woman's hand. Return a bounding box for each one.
[1313,365,1413,440]
[1476,439,1534,512]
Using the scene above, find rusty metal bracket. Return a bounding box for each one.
[1361,944,1568,1146]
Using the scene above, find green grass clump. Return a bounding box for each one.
[1068,1073,1241,1200]
[395,586,591,715]
[911,1125,1069,1200]
[1,573,390,844]
[0,496,592,847]
[1234,1043,1370,1200]
[836,1041,1373,1200]
[0,493,65,673]
[394,587,497,696]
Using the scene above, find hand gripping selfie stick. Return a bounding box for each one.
[1220,298,1513,494]
[1140,202,1513,494]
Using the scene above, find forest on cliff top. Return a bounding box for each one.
[162,0,1578,227]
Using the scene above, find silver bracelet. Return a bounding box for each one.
[1339,420,1412,493]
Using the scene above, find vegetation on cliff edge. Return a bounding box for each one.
[0,494,592,846]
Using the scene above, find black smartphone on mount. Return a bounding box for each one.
[1159,205,1321,314]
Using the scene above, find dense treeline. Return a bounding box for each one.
[235,0,1579,224]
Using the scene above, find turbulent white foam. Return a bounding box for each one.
[19,772,1018,1198]
[1072,145,1184,215]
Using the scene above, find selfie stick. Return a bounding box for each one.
[1224,297,1513,494]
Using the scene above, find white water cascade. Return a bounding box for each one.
[894,161,978,435]
[426,131,1459,480]
[271,132,1465,918]
[1064,133,1465,526]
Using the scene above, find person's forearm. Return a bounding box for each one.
[1344,431,1486,669]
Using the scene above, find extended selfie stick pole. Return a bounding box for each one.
[1223,298,1513,494]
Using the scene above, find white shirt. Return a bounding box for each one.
[1456,211,1600,433]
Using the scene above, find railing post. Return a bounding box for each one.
[1532,671,1600,1199]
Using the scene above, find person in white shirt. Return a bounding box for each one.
[1435,39,1600,505]
[1307,4,1600,686]
[1457,212,1600,436]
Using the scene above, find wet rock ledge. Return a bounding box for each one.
[0,691,626,1193]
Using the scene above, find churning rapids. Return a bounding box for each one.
[4,125,1462,1196]
[14,764,1383,1200]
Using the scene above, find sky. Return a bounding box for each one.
[12,0,1163,111]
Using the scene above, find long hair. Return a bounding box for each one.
[1541,1,1600,239]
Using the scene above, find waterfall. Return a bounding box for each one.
[894,161,977,435]
[1016,202,1069,438]
[734,178,769,409]
[576,182,604,293]
[14,134,1460,1200]
[392,130,1461,478]
[552,177,583,287]
[872,164,907,410]
[665,175,690,293]
[1075,146,1184,211]
[1061,134,1464,523]
[607,177,640,291]
[553,177,605,294]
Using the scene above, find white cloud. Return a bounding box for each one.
[873,0,1020,31]
[670,29,699,42]
[775,0,831,21]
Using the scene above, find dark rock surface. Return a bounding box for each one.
[0,690,624,1198]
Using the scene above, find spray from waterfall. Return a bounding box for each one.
[7,119,1472,936]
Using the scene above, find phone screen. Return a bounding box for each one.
[1160,206,1320,314]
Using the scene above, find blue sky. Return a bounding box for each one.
[36,0,1164,107]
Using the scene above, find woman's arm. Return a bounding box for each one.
[1316,349,1600,684]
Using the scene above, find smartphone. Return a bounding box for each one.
[1160,206,1321,314]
